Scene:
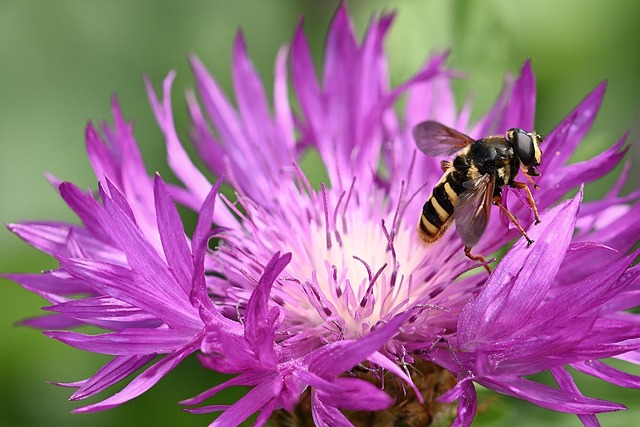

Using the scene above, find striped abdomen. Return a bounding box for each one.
[418,170,467,242]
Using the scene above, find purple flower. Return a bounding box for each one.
[7,4,640,426]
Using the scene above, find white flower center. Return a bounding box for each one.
[276,189,443,338]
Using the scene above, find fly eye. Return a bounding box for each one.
[509,128,538,166]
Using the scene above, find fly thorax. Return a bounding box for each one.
[469,140,499,174]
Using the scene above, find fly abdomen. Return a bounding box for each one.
[418,172,464,242]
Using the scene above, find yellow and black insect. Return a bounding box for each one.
[413,120,543,272]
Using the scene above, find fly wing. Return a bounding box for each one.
[454,174,495,247]
[413,120,475,157]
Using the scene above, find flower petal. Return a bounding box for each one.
[145,72,211,205]
[57,257,197,329]
[315,377,393,411]
[308,308,415,377]
[538,132,628,208]
[44,296,160,329]
[45,328,194,355]
[438,379,477,427]
[311,389,356,427]
[209,378,277,427]
[59,180,115,246]
[153,175,193,293]
[244,252,290,366]
[496,59,536,132]
[573,360,640,389]
[69,355,155,400]
[459,191,582,345]
[542,82,607,173]
[551,366,600,426]
[98,182,197,319]
[232,31,271,154]
[73,341,198,412]
[478,375,625,414]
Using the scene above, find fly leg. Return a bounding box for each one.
[440,160,452,172]
[464,246,492,273]
[511,181,541,224]
[525,173,539,190]
[493,195,534,245]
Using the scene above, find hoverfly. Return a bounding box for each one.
[413,120,543,272]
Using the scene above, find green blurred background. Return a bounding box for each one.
[1,1,639,426]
